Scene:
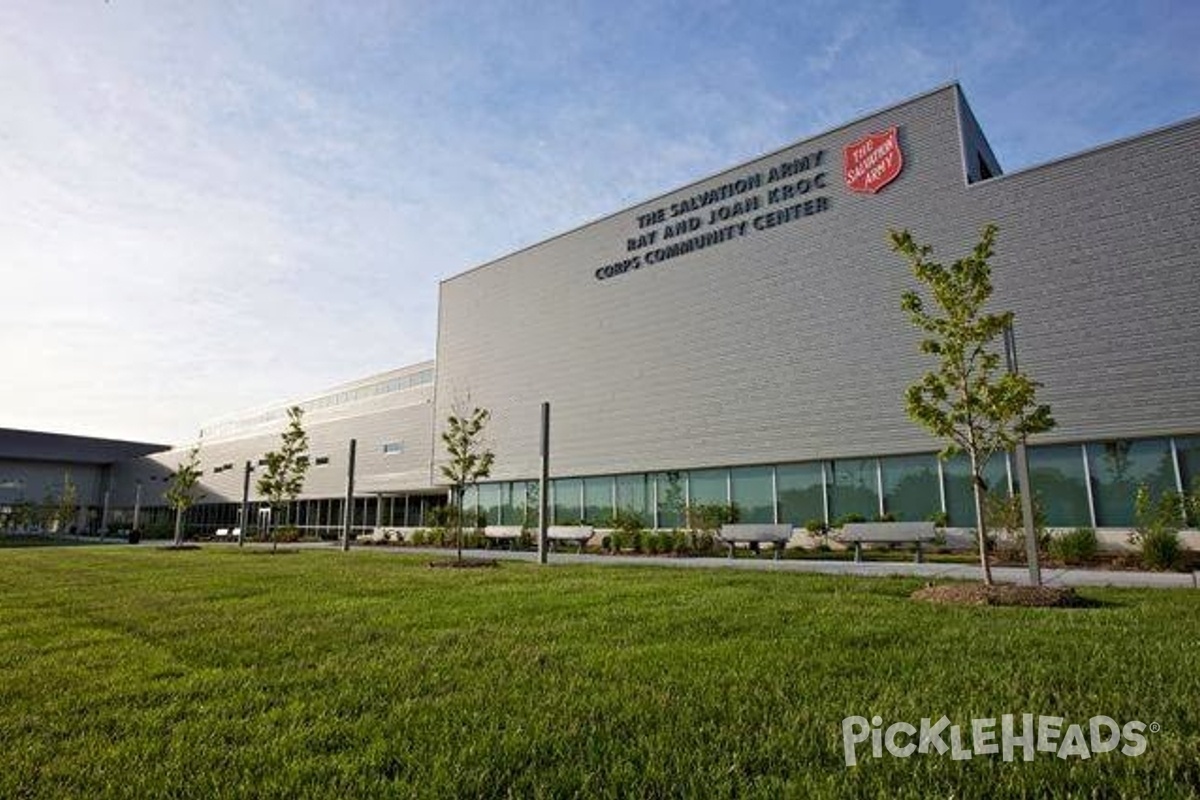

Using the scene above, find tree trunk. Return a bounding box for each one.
[173,508,183,547]
[969,453,994,586]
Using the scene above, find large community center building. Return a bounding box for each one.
[3,84,1198,539]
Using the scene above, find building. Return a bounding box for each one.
[0,428,165,533]
[12,84,1199,539]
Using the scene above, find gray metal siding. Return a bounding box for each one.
[434,85,1200,482]
[109,385,437,505]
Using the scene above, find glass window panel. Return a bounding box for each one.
[730,466,774,523]
[551,478,581,525]
[1028,445,1090,527]
[615,474,651,526]
[943,453,1009,527]
[688,468,728,507]
[582,476,614,524]
[500,482,525,526]
[1177,436,1200,496]
[776,463,825,526]
[1086,439,1176,527]
[522,482,540,527]
[478,483,501,526]
[655,472,686,529]
[829,459,879,522]
[880,454,940,522]
[461,485,478,521]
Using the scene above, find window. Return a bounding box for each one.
[382,441,404,455]
[500,482,526,526]
[943,453,1008,527]
[1028,445,1091,527]
[615,474,651,526]
[730,466,774,523]
[828,458,879,521]
[688,468,728,507]
[551,478,582,525]
[1086,439,1176,527]
[776,462,825,526]
[478,483,501,527]
[314,457,330,466]
[582,476,614,524]
[880,454,940,522]
[655,472,685,529]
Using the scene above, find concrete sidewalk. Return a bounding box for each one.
[332,543,1199,590]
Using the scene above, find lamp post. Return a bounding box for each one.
[1003,323,1042,587]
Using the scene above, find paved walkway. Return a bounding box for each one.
[259,541,1197,589]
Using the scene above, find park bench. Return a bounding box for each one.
[717,523,794,560]
[838,521,937,563]
[484,525,524,549]
[214,528,231,541]
[548,525,594,553]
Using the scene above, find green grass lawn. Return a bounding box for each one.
[1,547,1197,799]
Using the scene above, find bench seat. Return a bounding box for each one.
[717,523,794,560]
[484,525,524,549]
[548,525,594,552]
[838,521,937,563]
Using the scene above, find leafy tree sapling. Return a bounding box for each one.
[891,224,1055,585]
[255,407,311,553]
[439,406,494,563]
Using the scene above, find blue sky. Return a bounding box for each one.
[3,1,1198,444]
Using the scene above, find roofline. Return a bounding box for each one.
[967,108,1200,188]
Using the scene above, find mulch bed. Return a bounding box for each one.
[427,559,499,569]
[911,583,1091,608]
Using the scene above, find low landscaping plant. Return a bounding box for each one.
[1131,485,1183,571]
[1048,526,1099,566]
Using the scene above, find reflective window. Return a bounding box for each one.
[478,483,501,526]
[615,474,651,526]
[688,468,728,507]
[777,463,825,526]
[829,459,879,521]
[461,485,478,519]
[551,478,582,525]
[880,454,940,522]
[1086,439,1177,527]
[655,472,686,529]
[943,453,1009,527]
[500,482,525,526]
[731,466,774,523]
[523,482,540,527]
[1177,436,1200,496]
[1028,445,1091,527]
[582,476,614,524]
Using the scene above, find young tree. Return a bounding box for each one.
[57,470,78,533]
[439,406,494,563]
[164,447,202,547]
[891,224,1055,585]
[256,406,310,552]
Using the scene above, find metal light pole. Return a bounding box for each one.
[342,439,357,552]
[238,461,252,547]
[538,402,550,565]
[132,481,142,533]
[1004,323,1042,587]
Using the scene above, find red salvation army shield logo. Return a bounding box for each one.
[843,127,903,194]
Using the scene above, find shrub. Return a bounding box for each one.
[1049,527,1099,565]
[1131,486,1183,571]
[984,492,1048,560]
[687,503,738,533]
